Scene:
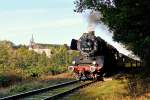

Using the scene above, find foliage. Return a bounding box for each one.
[0,41,79,86]
[0,70,23,87]
[74,0,150,71]
[49,45,79,75]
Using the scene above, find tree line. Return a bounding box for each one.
[0,40,79,78]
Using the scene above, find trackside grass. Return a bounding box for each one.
[0,73,74,98]
[68,76,150,100]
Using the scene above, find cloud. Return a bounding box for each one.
[0,8,49,17]
[0,8,83,33]
[0,7,86,46]
[0,18,83,33]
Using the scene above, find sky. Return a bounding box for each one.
[0,0,135,57]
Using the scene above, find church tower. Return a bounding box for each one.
[29,34,36,50]
[28,34,52,58]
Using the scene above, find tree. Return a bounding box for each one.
[0,41,14,67]
[0,45,9,67]
[38,52,48,67]
[74,0,150,72]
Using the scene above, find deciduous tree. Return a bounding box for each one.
[74,0,150,72]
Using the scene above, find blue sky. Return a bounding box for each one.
[0,0,134,56]
[0,0,87,44]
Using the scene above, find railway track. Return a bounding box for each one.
[0,80,95,100]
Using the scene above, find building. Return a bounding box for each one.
[29,35,52,58]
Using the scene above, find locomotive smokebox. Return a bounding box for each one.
[78,31,98,57]
[70,31,99,57]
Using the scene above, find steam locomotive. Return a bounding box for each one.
[68,31,118,80]
[68,31,141,80]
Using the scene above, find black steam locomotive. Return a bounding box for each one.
[68,31,141,80]
[68,31,119,80]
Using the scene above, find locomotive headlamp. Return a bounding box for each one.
[68,66,74,72]
[92,61,96,65]
[90,66,96,72]
[72,60,76,65]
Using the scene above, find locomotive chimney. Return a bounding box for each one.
[88,31,95,36]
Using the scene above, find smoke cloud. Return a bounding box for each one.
[87,10,101,32]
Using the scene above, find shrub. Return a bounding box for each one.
[0,72,22,87]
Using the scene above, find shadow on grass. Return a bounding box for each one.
[112,67,150,99]
[127,74,150,99]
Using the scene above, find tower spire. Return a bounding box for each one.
[31,34,34,43]
[29,34,35,49]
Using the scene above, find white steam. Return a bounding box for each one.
[87,10,101,32]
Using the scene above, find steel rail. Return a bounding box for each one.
[43,80,96,100]
[0,80,79,100]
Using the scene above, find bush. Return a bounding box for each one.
[25,66,44,77]
[0,72,22,87]
[48,66,66,75]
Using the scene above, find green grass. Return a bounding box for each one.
[68,77,150,100]
[68,79,129,100]
[0,77,74,98]
[0,81,45,97]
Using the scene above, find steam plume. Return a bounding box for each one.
[87,10,101,32]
